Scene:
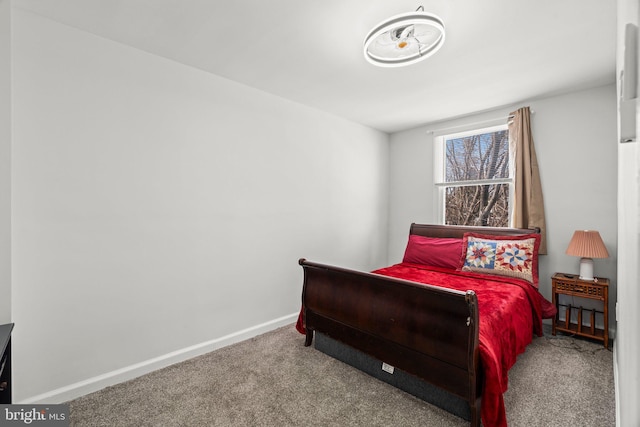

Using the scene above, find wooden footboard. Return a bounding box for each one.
[299,258,482,426]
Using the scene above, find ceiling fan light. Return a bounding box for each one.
[363,10,445,68]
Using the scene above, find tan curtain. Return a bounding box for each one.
[509,107,547,254]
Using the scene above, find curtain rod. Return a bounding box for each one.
[426,109,535,135]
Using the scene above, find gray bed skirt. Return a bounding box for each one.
[315,332,471,422]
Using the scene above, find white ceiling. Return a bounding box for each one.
[15,0,617,134]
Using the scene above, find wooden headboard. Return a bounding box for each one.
[410,223,540,239]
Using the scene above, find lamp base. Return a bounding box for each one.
[579,257,595,281]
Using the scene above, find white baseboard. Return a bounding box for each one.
[613,342,620,427]
[18,313,299,404]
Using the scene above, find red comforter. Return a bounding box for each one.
[296,262,556,427]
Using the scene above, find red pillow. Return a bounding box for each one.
[402,235,464,270]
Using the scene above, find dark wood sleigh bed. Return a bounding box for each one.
[298,223,551,427]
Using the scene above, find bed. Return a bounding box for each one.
[296,223,556,427]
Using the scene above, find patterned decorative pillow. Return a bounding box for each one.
[460,233,540,286]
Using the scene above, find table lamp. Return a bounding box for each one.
[565,230,609,281]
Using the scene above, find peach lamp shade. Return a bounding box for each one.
[565,230,609,281]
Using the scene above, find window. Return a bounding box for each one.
[434,124,513,227]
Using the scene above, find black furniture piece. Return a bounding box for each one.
[0,323,14,404]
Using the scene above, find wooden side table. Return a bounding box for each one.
[551,273,609,349]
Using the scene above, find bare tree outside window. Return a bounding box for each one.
[441,128,510,227]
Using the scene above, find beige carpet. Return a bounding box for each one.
[68,324,615,426]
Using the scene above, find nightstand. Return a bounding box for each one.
[551,273,609,349]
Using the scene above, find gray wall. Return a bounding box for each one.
[10,9,389,402]
[389,84,618,322]
[0,0,11,325]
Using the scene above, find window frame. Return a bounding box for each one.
[433,123,514,227]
